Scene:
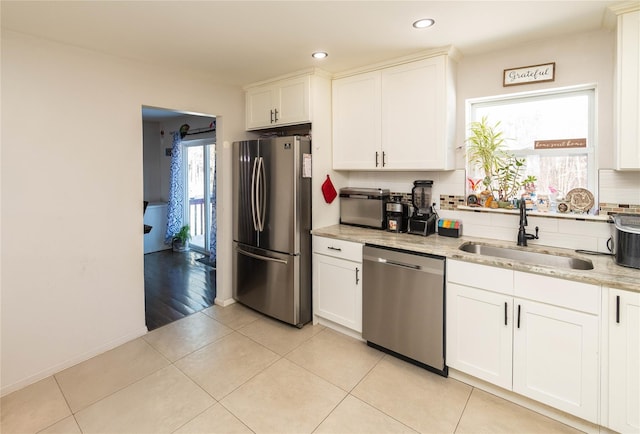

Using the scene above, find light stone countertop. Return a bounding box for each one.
[311,224,640,293]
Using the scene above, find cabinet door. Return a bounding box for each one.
[616,10,640,170]
[609,288,640,433]
[313,253,362,332]
[276,75,310,126]
[447,283,513,389]
[513,299,599,423]
[381,57,446,170]
[332,72,381,170]
[246,86,275,130]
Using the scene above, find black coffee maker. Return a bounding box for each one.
[386,196,409,233]
[408,180,437,236]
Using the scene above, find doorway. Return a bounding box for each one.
[184,140,216,257]
[142,106,217,330]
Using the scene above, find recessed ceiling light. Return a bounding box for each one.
[312,51,328,59]
[413,18,435,29]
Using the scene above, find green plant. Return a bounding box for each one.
[467,116,538,202]
[466,116,510,191]
[495,157,537,201]
[173,225,191,243]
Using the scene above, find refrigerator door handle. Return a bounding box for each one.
[237,247,288,265]
[251,157,259,231]
[258,156,266,232]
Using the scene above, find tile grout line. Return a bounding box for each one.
[309,392,350,434]
[342,354,422,433]
[38,376,77,433]
[453,385,474,433]
[53,338,173,417]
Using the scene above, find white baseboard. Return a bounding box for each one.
[214,297,236,307]
[1,326,148,397]
[314,315,364,342]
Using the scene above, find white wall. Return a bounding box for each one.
[310,72,349,230]
[456,28,616,170]
[0,30,246,395]
[143,121,163,202]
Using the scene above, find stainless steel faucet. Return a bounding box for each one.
[517,199,539,246]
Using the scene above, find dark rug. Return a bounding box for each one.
[196,256,216,268]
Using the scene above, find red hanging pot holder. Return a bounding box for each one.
[321,174,337,204]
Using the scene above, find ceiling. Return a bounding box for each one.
[2,1,620,88]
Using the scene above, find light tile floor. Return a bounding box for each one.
[1,303,583,434]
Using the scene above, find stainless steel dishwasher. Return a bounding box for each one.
[362,245,447,376]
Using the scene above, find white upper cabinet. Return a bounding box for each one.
[245,74,311,130]
[332,50,457,171]
[615,7,640,170]
[332,71,381,170]
[381,57,453,170]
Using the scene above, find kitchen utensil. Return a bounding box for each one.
[321,175,337,204]
[611,213,640,269]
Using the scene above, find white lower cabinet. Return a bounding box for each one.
[607,287,640,433]
[512,298,599,421]
[312,236,363,334]
[447,260,600,423]
[447,283,513,389]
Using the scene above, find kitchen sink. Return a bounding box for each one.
[458,242,594,270]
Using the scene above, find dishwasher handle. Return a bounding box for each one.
[376,258,421,271]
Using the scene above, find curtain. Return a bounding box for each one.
[165,132,184,243]
[209,145,217,261]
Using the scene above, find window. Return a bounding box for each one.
[467,85,596,207]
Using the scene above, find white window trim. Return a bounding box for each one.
[465,83,598,202]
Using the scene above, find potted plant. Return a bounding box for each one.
[495,157,537,205]
[466,116,536,206]
[466,116,510,196]
[172,225,191,252]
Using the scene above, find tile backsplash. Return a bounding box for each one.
[599,203,640,215]
[437,206,616,253]
[599,169,640,205]
[344,168,637,252]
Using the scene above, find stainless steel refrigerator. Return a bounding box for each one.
[232,136,312,327]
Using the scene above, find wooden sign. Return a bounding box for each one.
[534,138,587,149]
[503,62,555,86]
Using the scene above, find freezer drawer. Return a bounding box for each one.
[233,243,310,327]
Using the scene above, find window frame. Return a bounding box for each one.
[465,84,598,203]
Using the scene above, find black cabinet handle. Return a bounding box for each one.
[355,267,360,285]
[382,151,387,167]
[327,246,342,252]
[504,302,508,326]
[270,109,274,123]
[616,295,620,324]
[517,304,521,329]
[274,108,279,122]
[375,152,379,167]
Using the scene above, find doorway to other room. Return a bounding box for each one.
[141,106,217,330]
[185,140,216,261]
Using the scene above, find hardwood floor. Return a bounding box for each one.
[144,250,216,331]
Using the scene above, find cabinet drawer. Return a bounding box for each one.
[447,260,513,295]
[514,271,599,314]
[313,236,363,262]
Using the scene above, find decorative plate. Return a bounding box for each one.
[566,188,595,213]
